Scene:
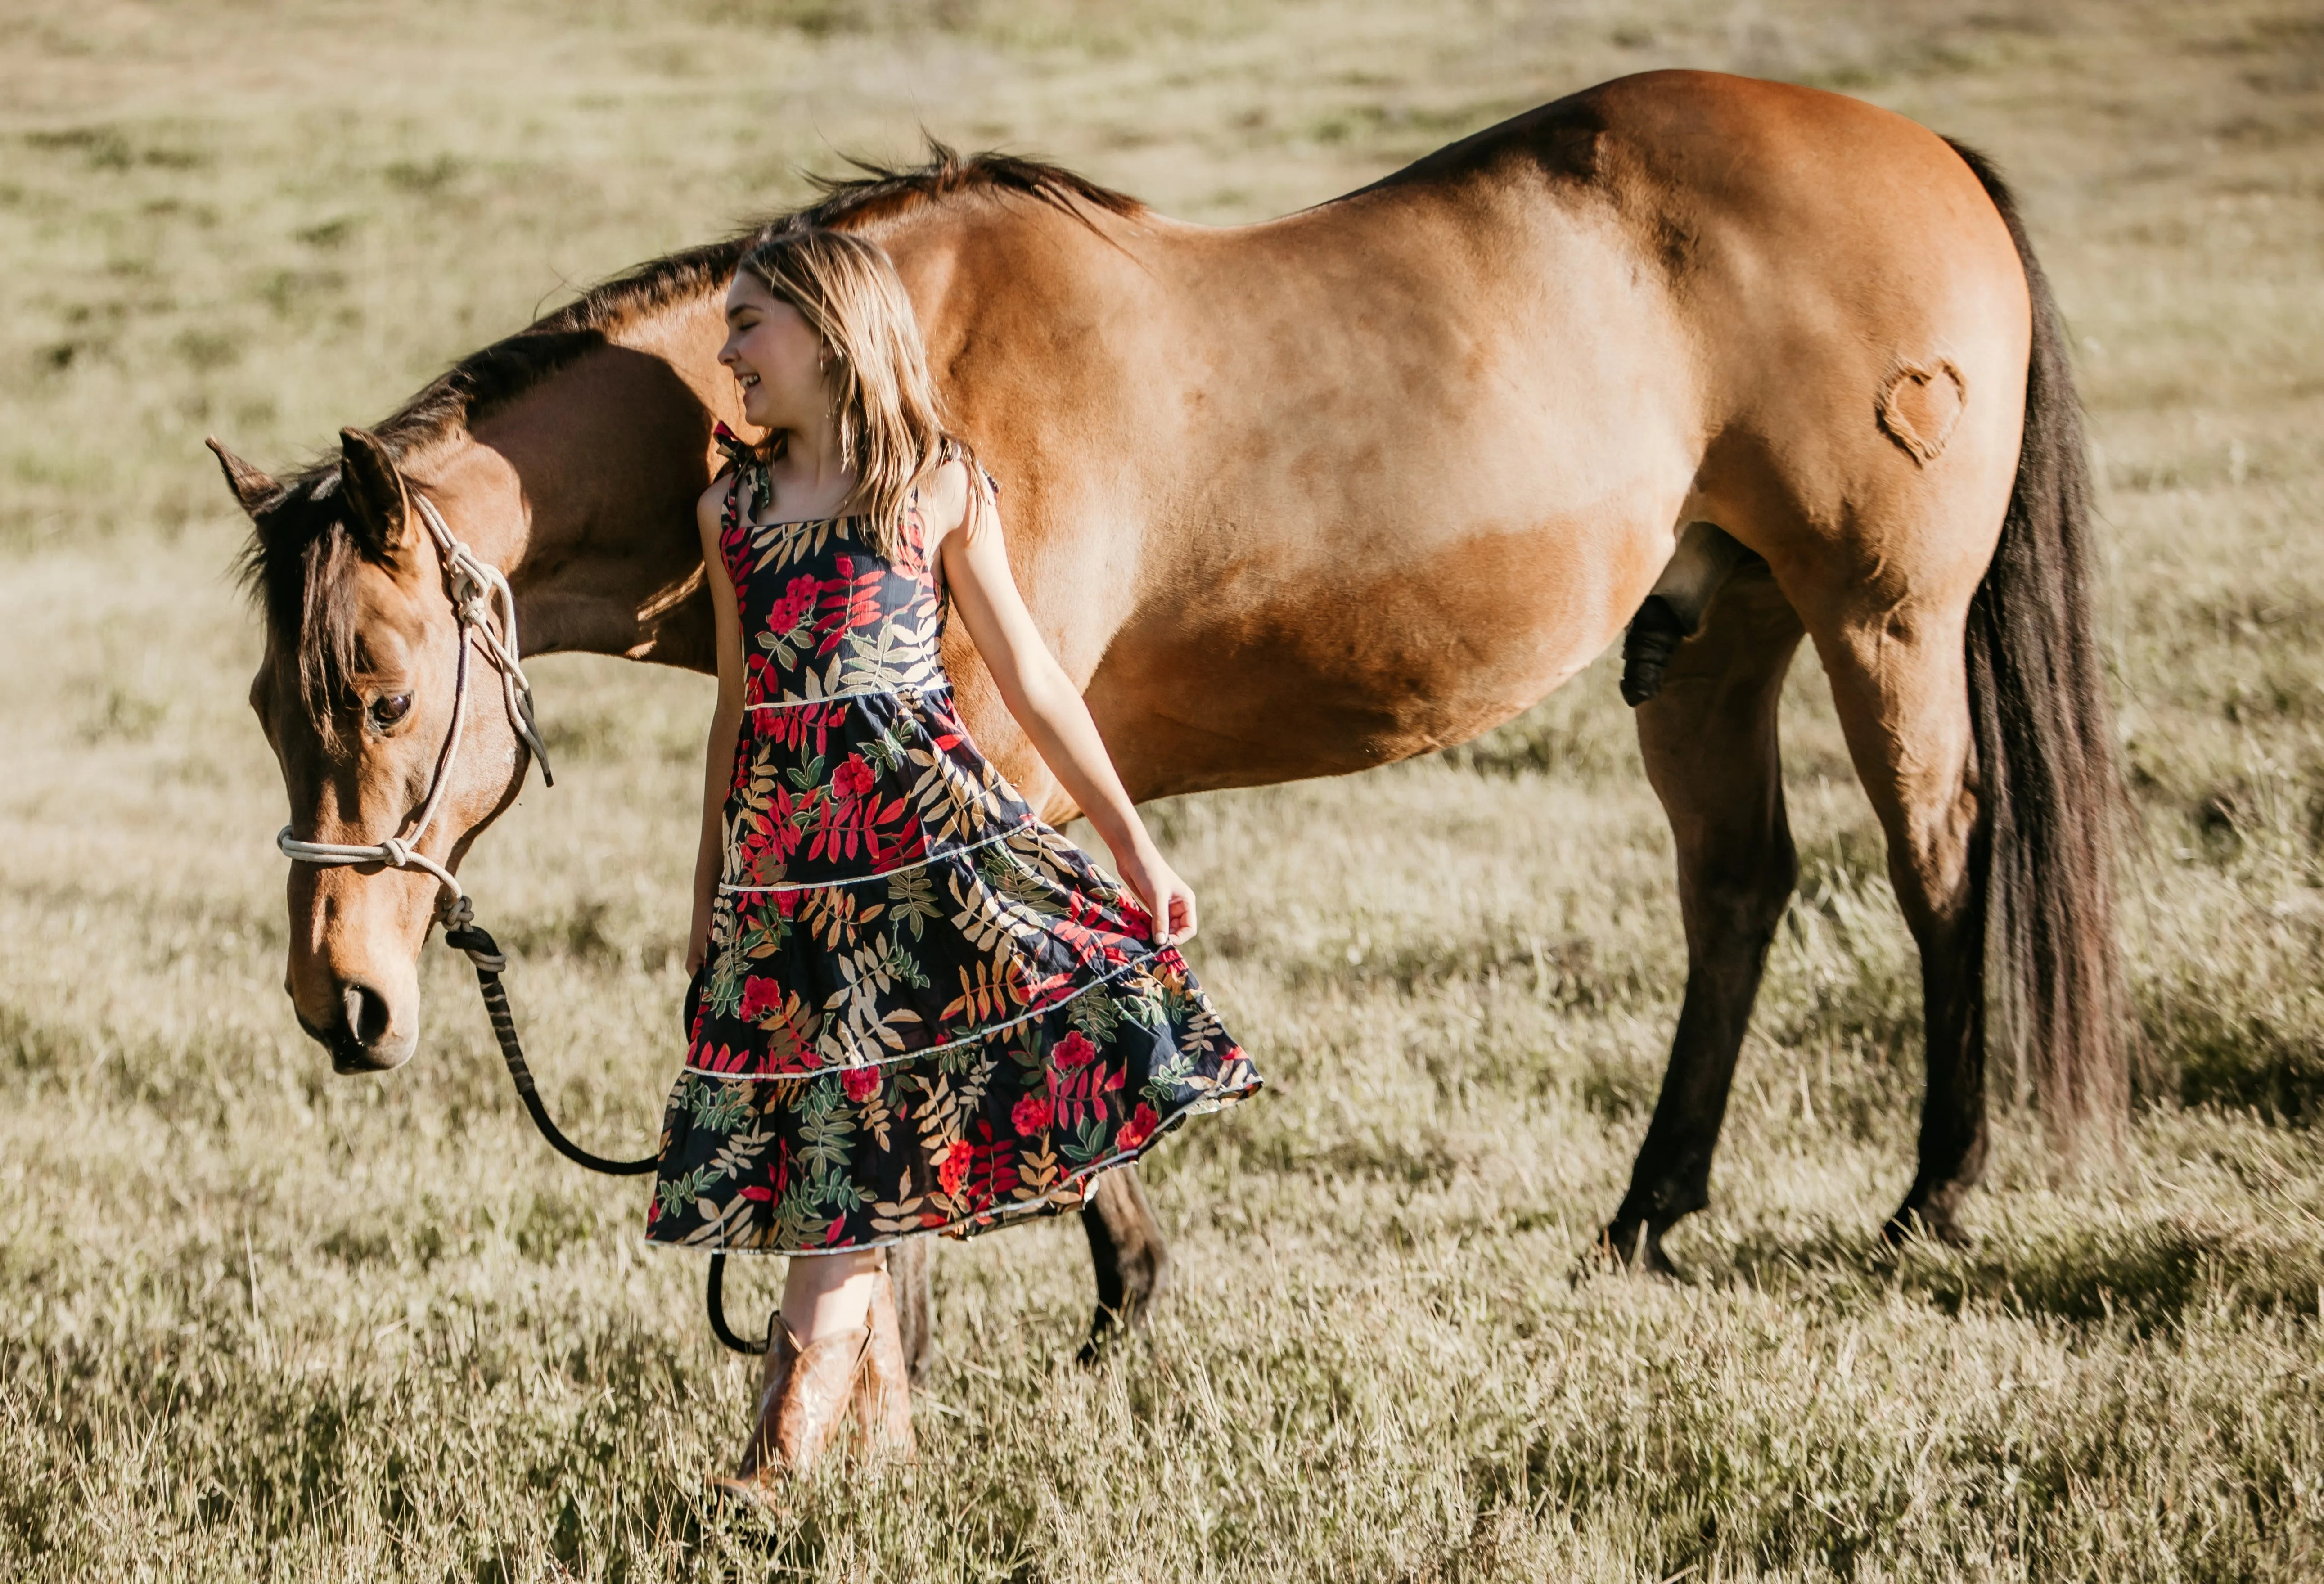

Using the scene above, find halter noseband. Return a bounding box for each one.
[274,490,554,935]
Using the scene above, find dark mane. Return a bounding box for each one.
[789,140,1142,234]
[239,143,1139,730]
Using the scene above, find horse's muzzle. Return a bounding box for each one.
[294,978,418,1073]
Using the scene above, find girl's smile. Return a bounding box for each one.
[717,272,824,431]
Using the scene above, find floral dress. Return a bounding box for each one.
[645,429,1261,1253]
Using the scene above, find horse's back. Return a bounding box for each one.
[886,73,2036,805]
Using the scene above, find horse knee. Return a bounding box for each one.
[1881,778,1982,938]
[1683,828,1797,953]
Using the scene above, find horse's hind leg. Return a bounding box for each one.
[888,1235,935,1382]
[1806,593,1991,1246]
[1603,562,1805,1274]
[1078,1166,1171,1360]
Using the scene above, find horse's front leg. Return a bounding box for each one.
[1078,1166,1171,1359]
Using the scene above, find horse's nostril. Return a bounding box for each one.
[343,981,393,1047]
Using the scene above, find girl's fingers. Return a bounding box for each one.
[1170,887,1197,944]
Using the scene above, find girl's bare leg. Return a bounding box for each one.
[781,1248,882,1339]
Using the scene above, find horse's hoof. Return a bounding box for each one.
[1882,1207,1973,1251]
[1591,1219,1690,1282]
[706,1471,791,1513]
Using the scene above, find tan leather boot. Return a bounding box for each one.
[850,1265,917,1463]
[710,1310,871,1503]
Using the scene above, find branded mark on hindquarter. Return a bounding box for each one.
[1877,359,1968,465]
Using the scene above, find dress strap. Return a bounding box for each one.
[712,422,772,527]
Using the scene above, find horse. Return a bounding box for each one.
[214,69,2122,1368]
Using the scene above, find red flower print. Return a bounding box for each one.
[768,575,818,636]
[1116,1101,1161,1153]
[739,976,783,1022]
[640,443,1261,1257]
[833,753,876,801]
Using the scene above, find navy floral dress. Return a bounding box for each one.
[645,429,1261,1253]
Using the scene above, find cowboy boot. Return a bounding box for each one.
[850,1265,917,1463]
[710,1309,871,1503]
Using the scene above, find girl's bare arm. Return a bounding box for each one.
[929,462,1196,944]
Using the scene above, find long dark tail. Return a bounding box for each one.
[1949,139,2128,1139]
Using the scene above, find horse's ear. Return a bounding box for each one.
[205,436,281,518]
[337,427,417,565]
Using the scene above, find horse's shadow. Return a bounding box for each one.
[1572,1212,2320,1336]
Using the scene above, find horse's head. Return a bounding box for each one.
[215,427,536,1073]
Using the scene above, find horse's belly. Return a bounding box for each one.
[1097,518,1655,797]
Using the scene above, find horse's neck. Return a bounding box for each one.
[418,316,733,672]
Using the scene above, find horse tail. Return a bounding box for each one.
[1949,138,2129,1142]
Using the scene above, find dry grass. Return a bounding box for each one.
[7,0,2324,1577]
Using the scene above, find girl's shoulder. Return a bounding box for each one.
[918,454,973,528]
[915,446,1001,552]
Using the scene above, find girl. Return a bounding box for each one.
[645,227,1261,1498]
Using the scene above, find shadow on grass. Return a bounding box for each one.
[1724,1215,2324,1333]
[2148,994,2324,1125]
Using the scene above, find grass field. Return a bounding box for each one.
[8,0,2324,1577]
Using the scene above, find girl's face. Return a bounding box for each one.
[719,271,829,431]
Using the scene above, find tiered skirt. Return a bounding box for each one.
[644,684,1260,1252]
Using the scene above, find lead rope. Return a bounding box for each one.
[442,916,765,1356]
[274,484,763,1355]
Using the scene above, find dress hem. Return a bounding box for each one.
[639,1076,1262,1256]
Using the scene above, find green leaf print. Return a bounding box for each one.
[1058,1114,1112,1168]
[816,1175,870,1216]
[1067,987,1122,1043]
[978,843,1067,920]
[880,936,931,990]
[738,913,790,962]
[886,868,940,939]
[861,726,909,775]
[705,950,747,1021]
[768,1189,830,1251]
[1114,975,1169,1031]
[656,1165,724,1216]
[687,1078,753,1133]
[794,1084,856,1178]
[1143,1039,1199,1102]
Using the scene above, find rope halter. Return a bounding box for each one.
[275,490,554,940]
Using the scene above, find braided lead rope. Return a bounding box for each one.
[272,477,757,1354]
[439,913,752,1352]
[410,493,553,788]
[705,1253,767,1354]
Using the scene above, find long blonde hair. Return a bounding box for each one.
[736,227,958,559]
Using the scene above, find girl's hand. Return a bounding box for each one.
[1113,839,1197,947]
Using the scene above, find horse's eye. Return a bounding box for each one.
[370,693,414,729]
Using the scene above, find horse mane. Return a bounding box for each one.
[239,143,1139,728]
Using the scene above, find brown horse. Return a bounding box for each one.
[216,69,2122,1360]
